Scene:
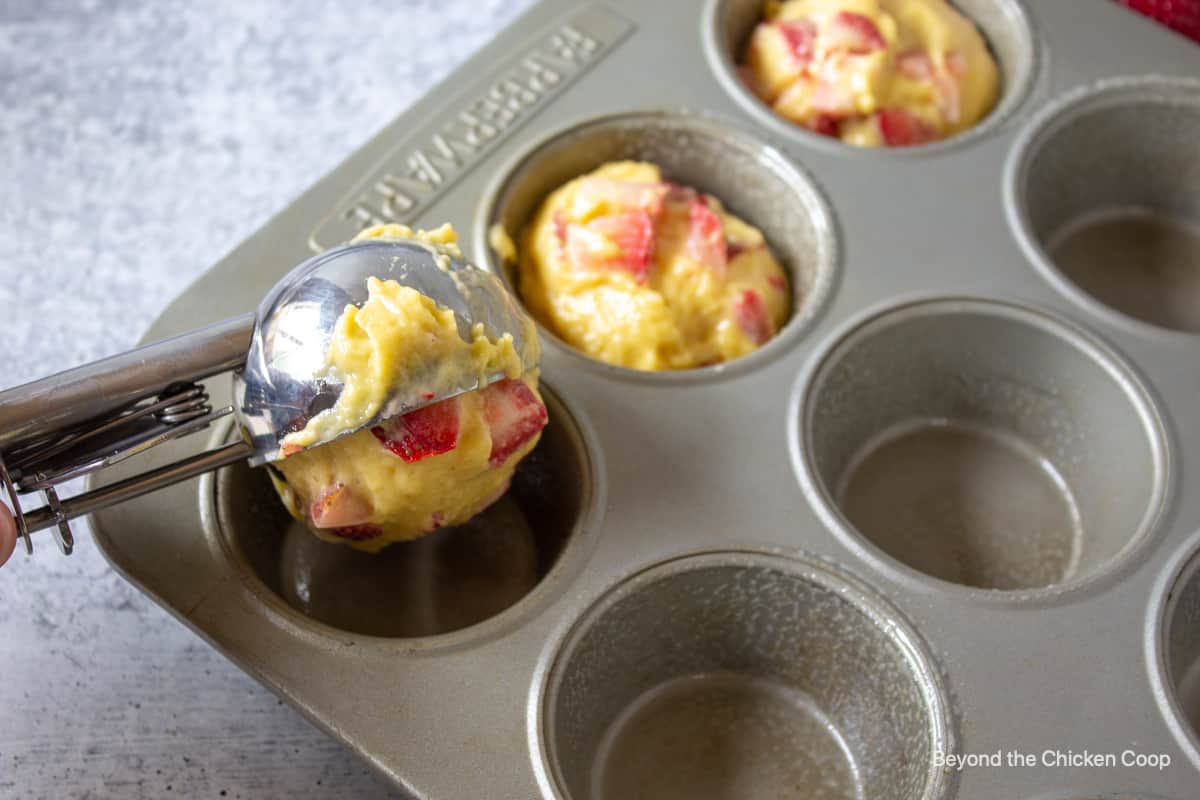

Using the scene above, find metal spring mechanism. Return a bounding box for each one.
[0,313,255,556]
[0,238,534,556]
[0,383,232,555]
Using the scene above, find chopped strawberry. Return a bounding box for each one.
[825,11,887,53]
[371,396,460,463]
[328,524,383,542]
[811,113,841,137]
[481,379,548,467]
[777,18,818,64]
[877,108,936,147]
[687,198,727,273]
[934,70,962,123]
[1118,0,1200,44]
[734,289,773,345]
[280,442,304,458]
[896,49,933,81]
[664,181,697,205]
[310,484,373,530]
[767,274,787,292]
[896,50,961,122]
[944,49,968,78]
[806,73,858,115]
[566,211,655,282]
[745,19,816,101]
[429,511,444,531]
[553,210,568,246]
[571,178,668,221]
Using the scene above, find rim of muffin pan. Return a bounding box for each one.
[200,380,606,652]
[473,109,841,385]
[1022,796,1171,800]
[1147,527,1200,774]
[1006,74,1200,340]
[529,547,956,800]
[789,295,1173,607]
[702,0,1042,157]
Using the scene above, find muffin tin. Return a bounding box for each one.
[87,1,1200,798]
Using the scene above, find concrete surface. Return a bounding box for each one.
[0,1,534,796]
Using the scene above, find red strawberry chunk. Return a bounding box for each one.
[767,274,787,292]
[573,178,669,219]
[481,379,548,467]
[896,50,962,122]
[371,395,460,463]
[877,108,936,147]
[896,49,933,81]
[811,113,841,137]
[553,210,568,246]
[826,11,887,53]
[734,289,773,345]
[310,484,373,529]
[664,181,697,205]
[566,211,656,282]
[328,524,383,542]
[777,18,818,64]
[687,198,727,273]
[807,74,858,115]
[944,49,968,78]
[934,70,962,122]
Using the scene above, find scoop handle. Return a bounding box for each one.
[0,313,255,451]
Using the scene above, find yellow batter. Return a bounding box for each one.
[270,224,548,551]
[501,161,791,371]
[742,0,999,146]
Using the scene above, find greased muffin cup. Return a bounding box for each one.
[533,550,952,800]
[794,298,1168,595]
[85,1,1200,798]
[1007,76,1200,335]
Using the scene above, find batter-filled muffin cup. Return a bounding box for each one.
[740,0,1000,146]
[268,224,549,552]
[497,161,792,371]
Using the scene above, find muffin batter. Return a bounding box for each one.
[504,161,791,371]
[270,224,548,551]
[741,0,1000,146]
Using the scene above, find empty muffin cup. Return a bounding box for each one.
[704,0,1038,151]
[1008,76,1200,333]
[477,111,838,374]
[534,550,951,800]
[213,384,593,639]
[1157,536,1200,762]
[797,299,1167,592]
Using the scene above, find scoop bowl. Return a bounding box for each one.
[236,238,539,465]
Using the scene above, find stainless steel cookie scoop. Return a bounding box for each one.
[0,239,537,555]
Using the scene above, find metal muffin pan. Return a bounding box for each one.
[86,1,1200,798]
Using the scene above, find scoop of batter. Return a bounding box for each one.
[504,161,791,371]
[741,0,1000,146]
[269,224,548,552]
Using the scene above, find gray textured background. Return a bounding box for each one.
[0,1,533,796]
